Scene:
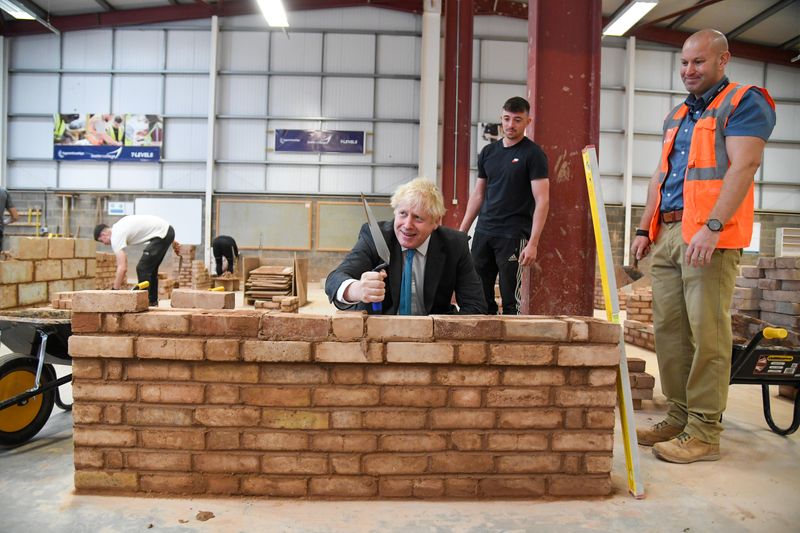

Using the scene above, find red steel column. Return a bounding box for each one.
[521,0,601,315]
[440,0,473,228]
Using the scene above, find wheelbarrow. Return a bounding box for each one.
[730,327,800,436]
[0,309,73,446]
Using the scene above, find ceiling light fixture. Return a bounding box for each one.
[603,0,659,37]
[256,0,289,28]
[0,0,35,20]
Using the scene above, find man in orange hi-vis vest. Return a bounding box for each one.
[630,29,776,464]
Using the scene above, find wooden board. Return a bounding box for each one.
[216,199,312,250]
[316,201,394,251]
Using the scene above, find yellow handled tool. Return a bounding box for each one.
[209,286,225,291]
[131,281,150,291]
[763,327,788,340]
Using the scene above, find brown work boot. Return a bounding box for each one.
[652,432,720,464]
[636,419,683,446]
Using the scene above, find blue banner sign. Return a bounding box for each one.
[54,145,161,162]
[275,129,366,154]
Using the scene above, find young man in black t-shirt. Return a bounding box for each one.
[459,97,550,315]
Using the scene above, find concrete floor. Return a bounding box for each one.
[1,287,798,532]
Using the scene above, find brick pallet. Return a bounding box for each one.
[625,288,652,324]
[731,257,800,331]
[69,292,620,500]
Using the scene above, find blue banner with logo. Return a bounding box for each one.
[53,113,163,162]
[275,129,366,154]
[53,145,161,162]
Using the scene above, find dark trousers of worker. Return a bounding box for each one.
[0,229,4,251]
[471,231,525,315]
[651,221,740,444]
[136,226,175,306]
[213,243,235,276]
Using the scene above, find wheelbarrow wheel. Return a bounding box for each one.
[0,356,57,446]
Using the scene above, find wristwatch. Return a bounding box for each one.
[706,219,723,232]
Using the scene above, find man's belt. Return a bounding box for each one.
[660,209,683,224]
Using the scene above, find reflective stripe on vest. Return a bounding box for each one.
[648,82,775,249]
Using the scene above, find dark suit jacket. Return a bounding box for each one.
[325,221,487,315]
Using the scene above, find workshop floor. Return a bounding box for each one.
[1,287,798,532]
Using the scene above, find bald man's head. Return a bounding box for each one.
[680,29,731,96]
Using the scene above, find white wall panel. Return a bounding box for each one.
[601,47,625,86]
[633,93,671,133]
[474,15,527,37]
[216,165,266,192]
[9,74,58,114]
[7,118,52,159]
[480,41,526,81]
[376,79,419,119]
[60,74,112,112]
[267,167,319,192]
[374,168,414,194]
[762,145,800,181]
[636,49,673,90]
[62,31,112,69]
[632,137,662,177]
[110,164,160,190]
[726,57,765,86]
[219,31,269,71]
[269,77,322,116]
[377,35,420,75]
[324,34,374,74]
[599,175,622,204]
[374,123,417,164]
[163,164,205,191]
[766,64,800,99]
[112,75,163,113]
[59,163,108,189]
[9,34,58,69]
[761,186,800,213]
[167,31,211,70]
[217,120,266,161]
[271,33,322,73]
[471,82,479,122]
[323,78,374,118]
[478,83,525,123]
[218,76,268,115]
[771,103,799,142]
[320,167,372,193]
[288,6,418,32]
[165,75,208,115]
[7,162,57,188]
[600,91,624,131]
[163,119,207,160]
[114,31,165,69]
[598,133,624,175]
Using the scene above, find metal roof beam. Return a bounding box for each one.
[726,0,795,41]
[666,0,706,29]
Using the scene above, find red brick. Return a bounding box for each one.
[241,386,311,407]
[74,448,104,468]
[257,365,326,384]
[386,342,454,363]
[119,312,190,335]
[72,359,103,379]
[451,431,483,450]
[125,451,191,471]
[104,405,122,424]
[435,368,499,386]
[0,259,33,284]
[487,433,548,451]
[314,342,376,363]
[313,387,379,406]
[445,478,478,498]
[568,369,588,385]
[332,366,364,384]
[380,433,447,452]
[557,344,619,366]
[139,384,205,404]
[553,431,613,451]
[205,476,240,495]
[105,450,123,468]
[72,382,137,402]
[381,387,448,407]
[262,454,328,474]
[430,453,494,473]
[365,366,432,385]
[242,431,308,450]
[479,477,545,498]
[74,471,138,491]
[242,340,311,362]
[331,455,361,474]
[498,409,563,429]
[241,477,307,497]
[311,434,377,452]
[139,429,205,450]
[363,410,426,429]
[261,314,331,341]
[585,454,613,473]
[72,290,149,313]
[261,409,329,429]
[73,427,136,447]
[126,361,191,381]
[71,312,102,333]
[450,388,482,407]
[564,408,584,429]
[34,259,62,281]
[589,368,618,386]
[503,318,569,341]
[190,311,260,337]
[194,362,259,383]
[486,388,550,407]
[136,337,205,360]
[194,454,259,473]
[332,312,365,340]
[430,409,495,429]
[496,454,562,473]
[555,387,616,408]
[413,478,445,498]
[586,319,621,344]
[72,404,103,424]
[455,342,487,364]
[503,368,566,386]
[194,407,261,426]
[564,317,589,341]
[548,475,612,496]
[207,384,240,404]
[586,409,616,429]
[363,454,428,475]
[170,288,235,309]
[205,338,241,361]
[366,316,433,341]
[379,478,413,497]
[562,454,581,474]
[125,406,193,426]
[207,430,241,450]
[331,411,362,429]
[433,316,503,340]
[69,335,135,358]
[309,477,377,497]
[489,344,555,365]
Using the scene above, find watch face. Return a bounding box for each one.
[707,219,723,232]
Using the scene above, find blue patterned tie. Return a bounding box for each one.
[399,249,415,315]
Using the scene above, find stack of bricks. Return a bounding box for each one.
[254,295,300,313]
[626,358,655,410]
[732,264,762,319]
[51,290,77,309]
[174,245,197,287]
[756,257,800,332]
[593,279,626,311]
[623,320,655,352]
[69,293,620,500]
[157,272,177,301]
[95,252,116,290]
[191,260,212,290]
[0,237,96,310]
[624,288,652,323]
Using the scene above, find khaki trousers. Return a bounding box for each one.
[650,221,741,444]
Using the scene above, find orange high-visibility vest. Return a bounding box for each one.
[648,82,775,248]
